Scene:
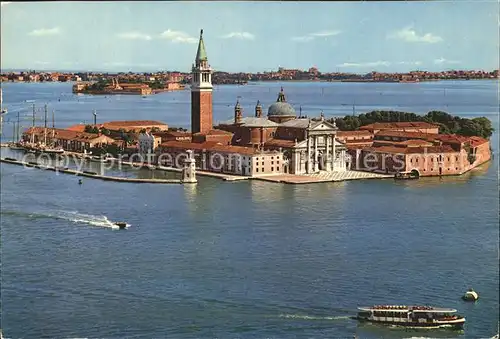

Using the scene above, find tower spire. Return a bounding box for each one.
[195,29,208,65]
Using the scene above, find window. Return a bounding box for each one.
[261,168,264,172]
[256,168,259,172]
[271,161,274,165]
[256,162,259,166]
[271,167,274,171]
[277,161,279,165]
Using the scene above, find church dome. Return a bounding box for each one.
[268,102,296,117]
[267,87,296,118]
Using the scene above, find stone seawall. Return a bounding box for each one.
[0,158,183,184]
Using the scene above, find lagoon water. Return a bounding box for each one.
[0,80,499,339]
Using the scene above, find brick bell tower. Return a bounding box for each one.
[191,29,213,134]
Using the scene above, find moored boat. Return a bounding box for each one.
[356,305,465,329]
[394,171,419,180]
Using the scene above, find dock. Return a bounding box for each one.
[0,157,183,184]
[254,171,393,184]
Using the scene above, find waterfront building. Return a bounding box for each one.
[159,141,283,176]
[22,127,116,152]
[355,134,491,176]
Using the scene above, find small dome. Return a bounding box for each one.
[268,102,296,117]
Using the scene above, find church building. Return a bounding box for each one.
[159,29,350,176]
[217,88,350,174]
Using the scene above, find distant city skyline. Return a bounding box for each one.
[1,1,499,73]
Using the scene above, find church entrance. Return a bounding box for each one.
[318,152,325,171]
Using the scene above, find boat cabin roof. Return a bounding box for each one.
[358,305,457,313]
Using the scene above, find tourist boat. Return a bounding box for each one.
[355,305,466,329]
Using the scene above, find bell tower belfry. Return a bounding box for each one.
[191,29,213,134]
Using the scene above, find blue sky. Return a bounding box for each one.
[1,1,498,73]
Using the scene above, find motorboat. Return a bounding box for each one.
[394,171,419,180]
[355,305,465,329]
[114,222,127,229]
[462,288,479,301]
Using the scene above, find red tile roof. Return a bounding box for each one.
[362,145,456,154]
[468,136,489,147]
[264,138,297,148]
[67,124,86,132]
[360,122,439,130]
[434,134,471,144]
[153,131,190,138]
[337,130,373,137]
[375,130,438,140]
[192,129,233,136]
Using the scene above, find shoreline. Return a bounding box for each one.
[3,78,497,86]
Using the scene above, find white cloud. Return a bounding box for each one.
[221,32,255,40]
[117,32,152,41]
[28,27,61,37]
[310,30,341,37]
[1,2,12,7]
[159,29,197,44]
[291,30,341,42]
[434,58,460,65]
[337,61,391,68]
[388,27,442,43]
[398,61,422,66]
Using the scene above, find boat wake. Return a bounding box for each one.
[58,211,130,230]
[279,314,352,321]
[2,209,130,230]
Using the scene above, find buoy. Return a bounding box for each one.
[78,179,82,185]
[462,288,479,301]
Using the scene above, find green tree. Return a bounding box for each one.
[100,127,111,136]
